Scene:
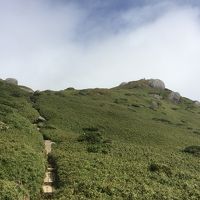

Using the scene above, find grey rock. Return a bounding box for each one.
[150,101,159,110]
[168,92,181,103]
[148,79,165,90]
[37,122,45,128]
[19,86,34,93]
[38,116,46,122]
[5,78,18,85]
[119,82,128,86]
[151,94,163,100]
[194,101,200,107]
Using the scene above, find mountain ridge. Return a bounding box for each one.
[0,78,200,199]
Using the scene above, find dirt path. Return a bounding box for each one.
[44,140,53,155]
[43,140,55,195]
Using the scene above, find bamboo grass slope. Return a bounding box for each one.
[0,79,200,199]
[0,80,45,200]
[35,80,200,200]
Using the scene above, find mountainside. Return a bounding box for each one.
[0,80,45,199]
[0,79,200,199]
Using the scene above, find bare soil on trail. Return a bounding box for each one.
[43,140,55,195]
[44,140,52,155]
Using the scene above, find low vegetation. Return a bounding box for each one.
[78,129,112,154]
[1,79,200,199]
[183,146,200,156]
[33,81,200,199]
[0,80,45,199]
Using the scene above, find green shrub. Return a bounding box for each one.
[82,127,99,132]
[114,98,128,104]
[78,90,89,96]
[11,90,23,97]
[171,107,178,110]
[184,146,200,156]
[87,145,100,153]
[78,130,112,154]
[131,103,140,108]
[45,124,57,130]
[78,132,102,144]
[73,182,92,198]
[100,186,113,196]
[149,163,172,176]
[55,91,66,97]
[103,139,112,144]
[65,87,75,91]
[0,180,28,200]
[193,131,200,135]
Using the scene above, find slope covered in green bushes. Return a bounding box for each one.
[0,79,200,199]
[32,79,200,199]
[0,80,45,200]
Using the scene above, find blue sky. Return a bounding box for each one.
[49,0,200,42]
[1,0,200,100]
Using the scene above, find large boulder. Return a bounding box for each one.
[194,101,200,107]
[149,101,159,110]
[19,86,34,93]
[148,79,165,90]
[119,82,128,86]
[5,78,18,85]
[151,94,163,100]
[168,92,181,103]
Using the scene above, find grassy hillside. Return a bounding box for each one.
[31,79,200,199]
[0,80,45,200]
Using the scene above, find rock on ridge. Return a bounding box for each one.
[19,86,34,93]
[168,92,181,103]
[119,82,128,86]
[5,78,18,85]
[194,101,200,107]
[148,79,165,90]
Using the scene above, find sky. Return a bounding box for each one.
[1,0,200,100]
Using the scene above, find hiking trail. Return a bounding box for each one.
[42,140,55,196]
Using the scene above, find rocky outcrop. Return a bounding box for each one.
[168,92,181,103]
[150,101,159,110]
[5,78,18,85]
[19,86,34,93]
[194,101,200,107]
[151,94,163,100]
[119,82,128,86]
[148,79,165,90]
[38,116,46,122]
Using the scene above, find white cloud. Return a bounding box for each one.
[0,1,200,100]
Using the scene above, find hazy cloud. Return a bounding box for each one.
[0,0,200,100]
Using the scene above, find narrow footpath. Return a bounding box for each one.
[42,140,55,196]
